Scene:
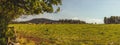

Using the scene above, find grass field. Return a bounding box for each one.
[9,24,120,45]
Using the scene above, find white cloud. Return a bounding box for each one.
[72,17,79,20]
[72,17,104,24]
[84,18,104,24]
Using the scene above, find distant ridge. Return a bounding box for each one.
[26,18,55,24]
[11,18,86,24]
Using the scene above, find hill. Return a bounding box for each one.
[11,18,86,24]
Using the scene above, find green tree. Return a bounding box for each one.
[104,17,107,24]
[0,0,62,44]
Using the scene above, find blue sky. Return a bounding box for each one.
[17,0,120,24]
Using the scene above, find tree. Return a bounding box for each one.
[0,0,62,44]
[104,17,107,24]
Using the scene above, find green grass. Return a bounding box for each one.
[9,24,120,45]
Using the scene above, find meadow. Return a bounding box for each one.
[9,24,120,45]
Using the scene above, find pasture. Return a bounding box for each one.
[9,24,120,45]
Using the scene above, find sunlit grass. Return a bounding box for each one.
[9,24,120,45]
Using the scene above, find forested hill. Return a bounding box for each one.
[11,18,86,24]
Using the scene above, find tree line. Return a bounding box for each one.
[104,16,120,24]
[58,19,86,24]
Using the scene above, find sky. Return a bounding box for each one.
[17,0,120,24]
